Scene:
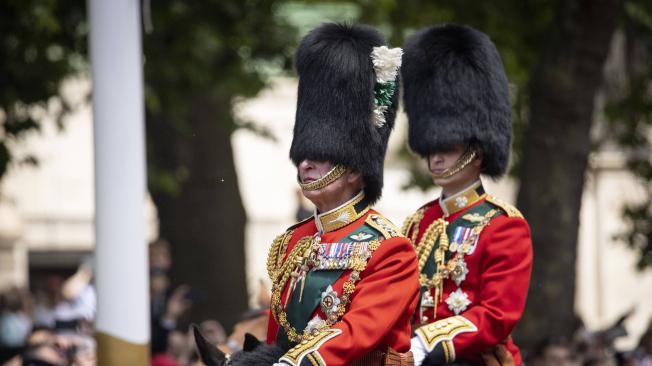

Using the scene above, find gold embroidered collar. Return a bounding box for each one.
[439,180,486,216]
[315,191,369,233]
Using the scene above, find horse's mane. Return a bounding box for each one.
[193,325,286,366]
[230,343,285,365]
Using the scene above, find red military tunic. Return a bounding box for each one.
[267,192,419,365]
[403,181,532,365]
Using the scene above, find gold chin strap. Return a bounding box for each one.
[430,149,477,179]
[299,164,346,191]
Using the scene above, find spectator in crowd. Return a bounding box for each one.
[51,261,96,333]
[149,239,193,356]
[32,277,64,329]
[0,288,32,348]
[152,330,193,366]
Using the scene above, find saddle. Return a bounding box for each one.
[351,349,414,366]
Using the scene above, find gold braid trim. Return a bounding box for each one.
[442,340,455,363]
[414,315,477,352]
[486,195,524,219]
[271,236,382,343]
[280,329,341,366]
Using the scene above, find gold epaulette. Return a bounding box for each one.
[366,214,404,239]
[486,195,524,219]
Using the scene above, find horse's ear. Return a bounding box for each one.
[242,333,261,352]
[192,324,227,366]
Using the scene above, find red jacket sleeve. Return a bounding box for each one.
[280,237,420,366]
[416,216,533,362]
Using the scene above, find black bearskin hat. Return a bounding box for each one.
[289,23,400,204]
[402,24,512,177]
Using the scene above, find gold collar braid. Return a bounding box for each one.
[430,149,477,179]
[299,164,347,191]
[315,191,368,233]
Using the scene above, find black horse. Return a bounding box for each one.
[192,325,284,366]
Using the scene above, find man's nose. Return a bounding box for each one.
[430,154,444,164]
[298,160,314,170]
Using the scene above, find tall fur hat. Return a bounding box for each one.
[289,23,400,203]
[402,24,512,177]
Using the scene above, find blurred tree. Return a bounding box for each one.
[515,0,620,346]
[605,0,652,270]
[355,0,621,347]
[144,0,296,329]
[0,0,87,180]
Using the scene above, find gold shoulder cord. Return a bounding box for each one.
[267,231,294,282]
[414,218,449,319]
[401,208,426,245]
[270,236,314,330]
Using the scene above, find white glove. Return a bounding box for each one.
[411,336,427,366]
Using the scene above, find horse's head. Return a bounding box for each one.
[193,324,228,366]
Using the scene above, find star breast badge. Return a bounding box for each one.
[321,285,340,319]
[446,288,471,315]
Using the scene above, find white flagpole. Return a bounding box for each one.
[88,0,150,364]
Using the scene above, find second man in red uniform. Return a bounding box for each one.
[401,25,533,366]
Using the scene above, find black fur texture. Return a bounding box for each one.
[402,24,512,177]
[229,343,285,365]
[193,325,284,366]
[289,23,399,203]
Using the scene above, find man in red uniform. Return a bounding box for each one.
[266,23,419,366]
[401,25,533,365]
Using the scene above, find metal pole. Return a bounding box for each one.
[88,0,150,364]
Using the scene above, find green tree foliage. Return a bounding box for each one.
[144,0,295,198]
[143,1,297,327]
[1,0,298,327]
[0,0,87,179]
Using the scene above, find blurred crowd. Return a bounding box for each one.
[524,311,652,366]
[0,241,650,366]
[0,240,270,366]
[0,263,96,366]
